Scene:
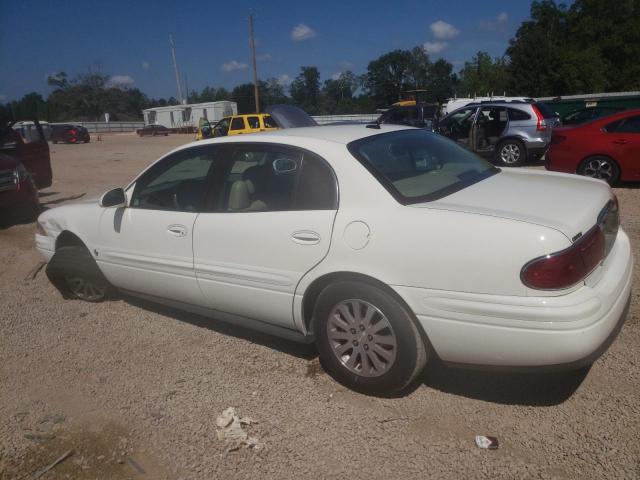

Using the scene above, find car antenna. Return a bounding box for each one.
[366,119,381,129]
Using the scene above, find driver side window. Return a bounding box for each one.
[131,147,217,212]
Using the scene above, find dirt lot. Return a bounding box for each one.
[1,133,639,479]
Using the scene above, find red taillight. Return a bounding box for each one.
[69,129,77,135]
[551,134,566,145]
[521,227,605,290]
[532,105,546,132]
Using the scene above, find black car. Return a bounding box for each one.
[561,106,624,126]
[137,125,170,137]
[50,124,90,144]
[377,104,441,130]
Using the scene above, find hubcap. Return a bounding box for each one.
[327,299,397,378]
[500,144,521,164]
[584,158,613,180]
[65,276,105,301]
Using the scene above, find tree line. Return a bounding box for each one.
[2,0,638,123]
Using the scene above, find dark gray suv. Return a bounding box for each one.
[435,101,560,166]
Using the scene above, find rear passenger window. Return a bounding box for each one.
[615,116,640,133]
[508,108,531,121]
[263,116,278,128]
[295,153,338,210]
[247,116,260,129]
[230,117,245,130]
[218,146,337,212]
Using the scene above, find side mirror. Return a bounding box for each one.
[100,187,126,208]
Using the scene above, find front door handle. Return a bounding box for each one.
[291,230,321,245]
[613,139,628,145]
[167,224,187,237]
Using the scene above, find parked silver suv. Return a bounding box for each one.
[435,101,560,166]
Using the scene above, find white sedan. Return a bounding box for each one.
[35,125,633,395]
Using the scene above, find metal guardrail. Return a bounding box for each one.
[312,114,379,125]
[53,115,382,132]
[51,122,145,133]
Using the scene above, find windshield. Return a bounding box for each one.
[347,129,498,204]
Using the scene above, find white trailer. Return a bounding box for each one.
[142,101,237,128]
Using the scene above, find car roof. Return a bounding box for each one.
[224,113,271,119]
[592,108,640,123]
[190,124,413,149]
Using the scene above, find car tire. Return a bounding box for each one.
[46,245,113,302]
[314,281,427,396]
[496,139,526,167]
[578,156,620,185]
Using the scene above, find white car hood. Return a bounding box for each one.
[414,169,612,240]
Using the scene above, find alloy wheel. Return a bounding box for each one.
[326,299,397,377]
[500,143,521,164]
[65,276,106,301]
[583,158,614,181]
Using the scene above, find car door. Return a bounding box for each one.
[228,117,247,135]
[474,106,507,154]
[437,107,477,150]
[192,143,338,329]
[96,145,219,305]
[608,115,640,179]
[1,122,52,188]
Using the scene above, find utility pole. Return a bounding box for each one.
[169,34,183,104]
[184,73,189,104]
[249,14,260,112]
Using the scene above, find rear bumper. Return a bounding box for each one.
[393,229,633,369]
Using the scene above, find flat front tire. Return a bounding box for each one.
[46,246,112,302]
[314,281,427,396]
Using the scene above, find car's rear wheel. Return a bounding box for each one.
[578,156,620,185]
[46,245,113,302]
[496,139,526,167]
[314,281,427,396]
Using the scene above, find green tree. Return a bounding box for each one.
[321,71,360,114]
[426,59,457,103]
[458,52,509,97]
[365,48,432,108]
[505,0,626,96]
[289,67,321,114]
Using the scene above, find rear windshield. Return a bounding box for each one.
[347,129,498,204]
[534,102,557,118]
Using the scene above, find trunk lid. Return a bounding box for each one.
[413,169,612,240]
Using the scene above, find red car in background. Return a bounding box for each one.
[50,124,91,144]
[546,109,640,184]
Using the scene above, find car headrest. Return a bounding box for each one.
[228,180,250,210]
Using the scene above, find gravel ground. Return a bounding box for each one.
[1,133,639,479]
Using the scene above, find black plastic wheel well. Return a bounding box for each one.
[55,231,86,250]
[302,271,415,335]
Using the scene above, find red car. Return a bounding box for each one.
[50,124,91,144]
[546,109,640,184]
[0,153,39,222]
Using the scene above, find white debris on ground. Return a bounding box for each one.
[215,407,264,451]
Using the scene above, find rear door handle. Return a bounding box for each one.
[167,224,187,237]
[291,230,321,245]
[613,139,628,145]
